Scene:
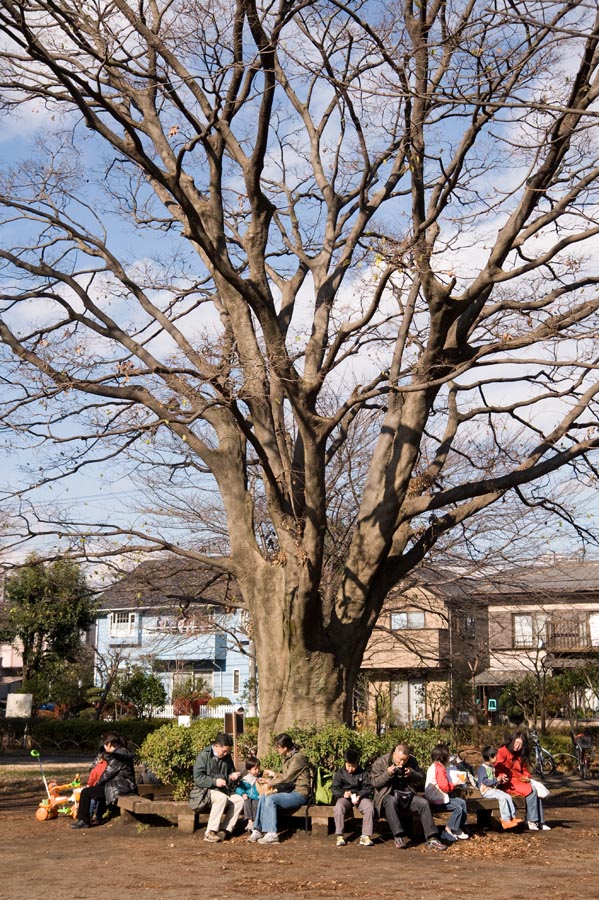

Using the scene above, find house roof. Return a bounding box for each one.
[96,558,243,612]
[400,559,599,604]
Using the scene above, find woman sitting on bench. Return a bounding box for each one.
[247,733,311,845]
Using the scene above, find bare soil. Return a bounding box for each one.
[1,763,597,900]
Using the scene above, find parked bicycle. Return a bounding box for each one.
[529,728,555,776]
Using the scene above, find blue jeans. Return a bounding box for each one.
[480,787,516,822]
[525,787,545,824]
[441,796,468,832]
[254,791,306,833]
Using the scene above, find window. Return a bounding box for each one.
[391,611,425,630]
[513,613,547,649]
[233,669,240,694]
[109,611,137,637]
[459,614,476,640]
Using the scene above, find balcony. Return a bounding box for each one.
[546,619,594,652]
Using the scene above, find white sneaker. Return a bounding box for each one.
[541,823,551,831]
[257,832,280,844]
[247,829,263,843]
[527,821,539,831]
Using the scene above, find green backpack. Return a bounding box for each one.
[314,766,334,805]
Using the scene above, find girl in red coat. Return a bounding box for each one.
[495,732,550,831]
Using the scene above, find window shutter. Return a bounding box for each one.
[488,611,512,649]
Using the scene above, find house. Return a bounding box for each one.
[360,560,599,726]
[94,558,254,710]
[473,559,599,712]
[0,569,23,704]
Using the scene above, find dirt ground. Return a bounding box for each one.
[1,762,597,900]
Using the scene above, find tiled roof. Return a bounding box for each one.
[96,557,242,612]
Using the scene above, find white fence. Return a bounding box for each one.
[150,703,241,720]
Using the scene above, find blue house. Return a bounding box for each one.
[94,558,254,710]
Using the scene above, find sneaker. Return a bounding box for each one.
[257,832,280,844]
[527,821,539,831]
[540,823,551,831]
[427,838,448,851]
[501,818,522,830]
[336,835,347,847]
[359,835,374,847]
[453,830,469,840]
[441,829,457,843]
[245,820,254,832]
[204,830,222,842]
[393,836,410,849]
[248,830,263,843]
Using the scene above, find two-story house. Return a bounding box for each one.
[473,560,599,710]
[95,557,254,709]
[360,560,599,726]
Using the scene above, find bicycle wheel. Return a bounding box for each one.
[534,748,555,776]
[553,753,578,775]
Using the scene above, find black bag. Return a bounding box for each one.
[188,786,211,811]
[274,782,295,793]
[392,788,413,807]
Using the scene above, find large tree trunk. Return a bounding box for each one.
[247,557,372,755]
[246,561,345,754]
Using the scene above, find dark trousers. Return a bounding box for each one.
[243,797,259,820]
[381,792,437,840]
[77,784,107,822]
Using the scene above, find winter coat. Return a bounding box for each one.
[370,753,424,815]
[95,747,136,805]
[494,746,533,797]
[193,745,238,794]
[424,761,455,805]
[331,765,373,802]
[235,774,261,801]
[268,749,311,800]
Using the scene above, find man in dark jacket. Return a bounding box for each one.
[193,732,243,842]
[331,749,375,846]
[71,731,136,829]
[370,743,446,851]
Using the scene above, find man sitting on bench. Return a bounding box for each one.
[370,742,446,852]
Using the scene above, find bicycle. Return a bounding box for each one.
[572,730,593,779]
[551,731,594,778]
[529,728,555,776]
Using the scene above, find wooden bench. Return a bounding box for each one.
[117,788,524,835]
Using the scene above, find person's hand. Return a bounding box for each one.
[264,769,276,778]
[403,768,411,776]
[387,765,396,776]
[242,793,248,800]
[229,771,241,782]
[215,777,227,788]
[520,776,531,783]
[344,790,352,799]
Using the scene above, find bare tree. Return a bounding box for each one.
[1,1,599,748]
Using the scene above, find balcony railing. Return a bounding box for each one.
[546,621,592,652]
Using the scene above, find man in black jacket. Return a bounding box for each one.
[370,743,446,851]
[193,732,243,842]
[331,749,375,846]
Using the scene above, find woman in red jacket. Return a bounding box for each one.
[495,732,550,831]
